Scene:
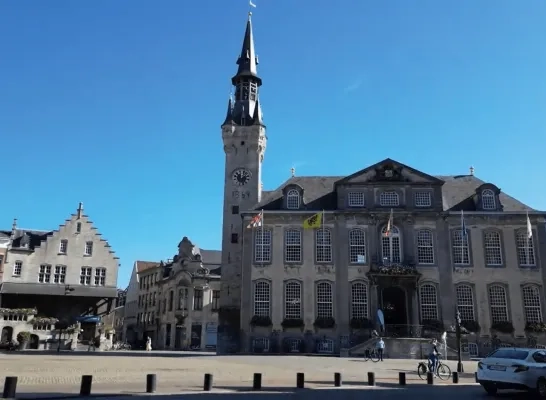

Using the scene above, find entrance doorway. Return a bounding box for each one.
[381,286,407,325]
[1,327,13,343]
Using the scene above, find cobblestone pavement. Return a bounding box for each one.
[0,351,480,398]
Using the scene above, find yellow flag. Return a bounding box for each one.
[303,213,322,229]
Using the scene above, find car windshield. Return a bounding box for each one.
[488,349,529,360]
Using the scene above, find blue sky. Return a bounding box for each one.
[1,1,545,288]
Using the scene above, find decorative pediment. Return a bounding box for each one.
[336,158,445,186]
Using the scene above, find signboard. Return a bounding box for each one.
[205,323,217,349]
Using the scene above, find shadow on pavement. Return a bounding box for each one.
[1,350,216,358]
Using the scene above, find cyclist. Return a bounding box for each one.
[376,337,385,361]
[428,339,439,373]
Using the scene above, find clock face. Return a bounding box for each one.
[232,169,251,186]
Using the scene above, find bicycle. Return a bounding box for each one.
[417,356,452,380]
[363,347,381,362]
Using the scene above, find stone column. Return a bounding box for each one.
[436,218,455,327]
[335,215,350,335]
[370,283,379,329]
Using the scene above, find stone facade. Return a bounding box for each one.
[217,15,546,356]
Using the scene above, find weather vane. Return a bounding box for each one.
[249,0,256,16]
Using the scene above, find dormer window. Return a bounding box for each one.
[286,189,301,210]
[482,189,496,210]
[380,191,399,207]
[348,192,365,207]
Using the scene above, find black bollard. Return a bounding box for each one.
[367,372,375,386]
[296,373,305,389]
[3,377,18,399]
[334,372,342,387]
[146,374,157,393]
[203,374,213,391]
[475,372,478,382]
[452,371,459,384]
[398,372,406,385]
[253,373,262,390]
[80,375,93,396]
[426,372,433,385]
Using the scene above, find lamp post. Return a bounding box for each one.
[57,285,75,353]
[455,309,464,373]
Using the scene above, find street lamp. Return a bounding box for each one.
[455,309,464,373]
[57,285,75,352]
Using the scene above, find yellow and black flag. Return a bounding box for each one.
[303,212,323,229]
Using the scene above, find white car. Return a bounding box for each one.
[477,347,546,397]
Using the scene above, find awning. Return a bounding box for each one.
[76,316,101,323]
[0,282,118,298]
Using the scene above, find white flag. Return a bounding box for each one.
[249,1,257,7]
[526,212,533,239]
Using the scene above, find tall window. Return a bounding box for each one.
[381,225,401,263]
[85,241,93,256]
[481,189,496,210]
[316,281,333,318]
[456,285,475,321]
[284,281,302,319]
[522,285,543,323]
[253,281,271,317]
[212,290,220,311]
[59,240,68,254]
[80,267,92,285]
[13,261,22,276]
[349,229,366,263]
[379,191,399,206]
[451,229,470,265]
[193,289,203,311]
[419,284,438,321]
[94,268,106,286]
[488,285,509,323]
[286,189,300,209]
[178,288,188,309]
[416,229,434,264]
[38,264,51,283]
[484,231,503,266]
[54,265,66,284]
[284,229,302,263]
[350,281,368,319]
[316,229,332,263]
[254,229,272,263]
[516,230,536,266]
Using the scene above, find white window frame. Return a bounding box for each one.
[94,267,106,286]
[286,189,301,210]
[451,229,470,265]
[381,225,402,263]
[516,230,536,267]
[59,240,68,254]
[349,229,366,264]
[488,285,509,323]
[419,284,438,321]
[484,231,503,266]
[284,229,302,263]
[348,192,365,207]
[522,285,543,324]
[481,189,496,210]
[254,229,272,264]
[253,280,271,317]
[84,241,93,256]
[414,191,432,207]
[379,191,399,207]
[456,284,475,321]
[284,281,302,319]
[38,264,52,283]
[316,281,333,318]
[350,281,368,319]
[80,266,92,285]
[54,265,67,284]
[317,338,335,353]
[13,261,22,276]
[315,228,332,263]
[416,229,434,264]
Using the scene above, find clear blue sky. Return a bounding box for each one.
[1,1,545,288]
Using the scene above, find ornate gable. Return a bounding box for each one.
[336,158,445,186]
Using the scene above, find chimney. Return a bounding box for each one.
[11,218,17,233]
[291,167,296,177]
[469,166,475,176]
[77,202,84,219]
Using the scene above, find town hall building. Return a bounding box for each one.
[217,13,546,357]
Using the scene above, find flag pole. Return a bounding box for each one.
[461,211,464,265]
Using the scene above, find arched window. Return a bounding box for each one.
[253,281,271,317]
[286,189,300,210]
[379,191,399,207]
[416,229,434,264]
[484,231,503,266]
[284,229,302,263]
[420,284,438,321]
[349,229,366,263]
[456,285,475,321]
[522,285,543,323]
[488,285,509,323]
[451,229,470,265]
[350,281,368,319]
[284,281,302,319]
[254,229,272,263]
[381,225,401,263]
[516,230,536,267]
[316,281,333,318]
[481,189,496,210]
[316,229,332,263]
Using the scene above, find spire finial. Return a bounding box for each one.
[291,167,295,177]
[77,202,84,219]
[469,166,475,176]
[11,218,17,232]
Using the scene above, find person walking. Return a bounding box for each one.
[376,337,385,361]
[145,336,152,352]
